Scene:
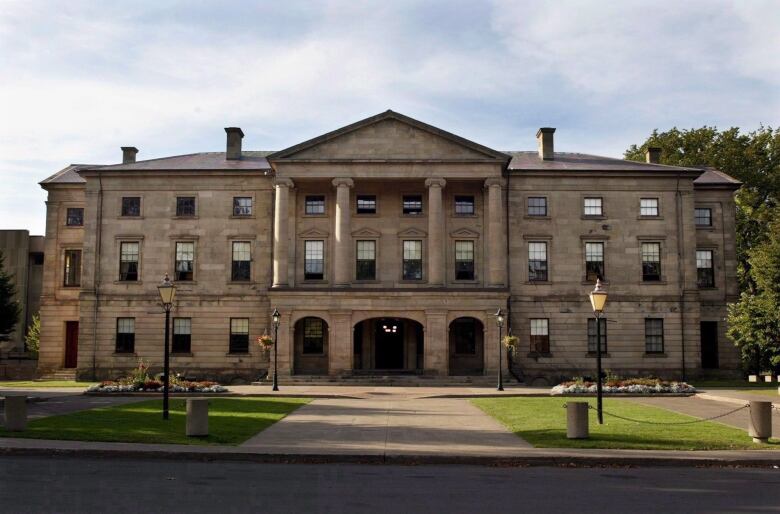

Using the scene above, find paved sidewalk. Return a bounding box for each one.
[630,395,780,431]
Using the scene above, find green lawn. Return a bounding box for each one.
[0,397,309,445]
[473,397,779,450]
[0,380,96,388]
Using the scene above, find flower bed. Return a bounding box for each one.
[86,360,228,393]
[551,377,696,395]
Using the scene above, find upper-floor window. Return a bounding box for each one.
[304,240,324,280]
[402,195,423,215]
[585,242,604,282]
[231,241,251,282]
[528,242,548,282]
[233,197,252,216]
[696,249,715,288]
[303,317,325,354]
[530,318,550,354]
[645,318,664,353]
[402,240,422,280]
[356,240,376,281]
[172,318,191,354]
[115,318,135,353]
[121,197,141,217]
[455,240,475,280]
[641,242,662,282]
[695,208,712,227]
[229,318,249,354]
[528,197,547,217]
[63,249,81,287]
[66,208,84,226]
[305,195,325,215]
[587,318,607,354]
[175,242,194,281]
[119,242,139,281]
[583,197,603,217]
[640,198,659,217]
[176,196,196,217]
[357,195,376,214]
[454,195,475,215]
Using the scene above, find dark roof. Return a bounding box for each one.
[40,164,95,184]
[693,166,742,188]
[506,151,698,172]
[86,151,273,172]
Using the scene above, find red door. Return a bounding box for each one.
[64,321,79,368]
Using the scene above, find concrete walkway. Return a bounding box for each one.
[0,390,144,424]
[630,395,780,432]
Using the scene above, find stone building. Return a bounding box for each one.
[37,111,741,383]
[0,230,44,355]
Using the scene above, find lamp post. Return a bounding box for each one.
[157,274,176,420]
[494,308,504,392]
[589,279,608,425]
[271,308,280,392]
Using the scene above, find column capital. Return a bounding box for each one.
[484,177,505,189]
[274,178,295,189]
[424,178,446,188]
[332,177,354,189]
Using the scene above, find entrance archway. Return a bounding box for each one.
[293,317,329,375]
[448,317,484,375]
[353,318,424,372]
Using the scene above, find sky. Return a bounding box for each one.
[1,0,778,234]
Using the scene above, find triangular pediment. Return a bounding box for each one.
[450,227,481,238]
[351,227,382,238]
[299,227,330,238]
[268,111,510,162]
[397,227,427,238]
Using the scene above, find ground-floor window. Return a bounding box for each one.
[402,240,422,280]
[115,318,135,353]
[229,318,249,353]
[587,318,607,353]
[303,318,325,354]
[530,318,549,354]
[645,318,664,353]
[172,318,191,353]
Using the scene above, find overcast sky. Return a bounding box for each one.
[1,0,778,234]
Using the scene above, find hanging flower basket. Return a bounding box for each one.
[257,335,274,349]
[502,335,519,349]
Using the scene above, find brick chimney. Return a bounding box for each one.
[536,128,555,160]
[121,147,138,164]
[645,147,662,164]
[225,127,244,160]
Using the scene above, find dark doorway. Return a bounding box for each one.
[700,321,719,369]
[293,317,329,375]
[64,321,79,368]
[449,317,484,375]
[374,318,404,369]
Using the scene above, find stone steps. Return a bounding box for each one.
[37,369,77,381]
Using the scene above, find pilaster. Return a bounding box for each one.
[332,178,354,286]
[425,178,446,286]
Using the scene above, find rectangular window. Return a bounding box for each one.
[402,240,423,280]
[645,318,664,353]
[121,197,141,217]
[528,242,548,282]
[172,318,191,354]
[305,195,325,215]
[176,196,196,217]
[231,241,251,281]
[527,197,547,217]
[115,318,135,353]
[455,240,475,280]
[454,195,475,215]
[530,319,550,354]
[357,195,376,214]
[402,195,423,215]
[63,249,81,287]
[66,208,84,226]
[304,240,324,280]
[229,318,249,353]
[233,197,252,216]
[356,240,376,281]
[119,242,139,281]
[640,198,659,217]
[696,250,715,288]
[585,242,604,282]
[175,242,194,281]
[641,242,662,281]
[303,318,325,354]
[583,197,603,216]
[695,208,712,227]
[587,318,607,353]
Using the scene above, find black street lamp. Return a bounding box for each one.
[494,308,504,392]
[589,279,608,425]
[271,308,280,392]
[157,274,176,420]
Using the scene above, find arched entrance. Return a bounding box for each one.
[293,317,329,375]
[353,318,424,372]
[448,317,484,375]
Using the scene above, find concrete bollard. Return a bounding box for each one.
[3,395,28,431]
[566,402,589,439]
[186,398,209,437]
[748,400,772,443]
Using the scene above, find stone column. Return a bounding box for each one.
[424,310,448,375]
[272,179,294,288]
[332,178,354,286]
[485,178,507,286]
[329,310,353,375]
[425,178,446,286]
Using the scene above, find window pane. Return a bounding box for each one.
[231,242,251,281]
[587,318,607,353]
[229,318,249,353]
[455,241,474,280]
[528,242,548,282]
[172,318,191,353]
[641,243,662,281]
[175,242,195,281]
[66,208,84,226]
[583,197,602,216]
[645,318,664,353]
[304,240,324,280]
[119,242,139,281]
[403,195,423,215]
[402,240,422,280]
[585,242,604,281]
[454,195,475,215]
[695,208,712,226]
[176,197,196,217]
[356,240,376,280]
[357,195,376,214]
[116,318,135,353]
[303,318,325,354]
[305,195,325,215]
[233,197,252,216]
[696,249,714,288]
[64,250,81,287]
[640,198,659,216]
[528,197,547,216]
[121,197,140,217]
[530,319,549,353]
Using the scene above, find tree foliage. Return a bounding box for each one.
[25,313,40,357]
[0,250,21,342]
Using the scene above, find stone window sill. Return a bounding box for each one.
[526,281,551,285]
[172,216,199,220]
[118,216,144,220]
[523,215,551,220]
[302,214,328,218]
[228,281,255,285]
[641,280,667,285]
[113,352,137,357]
[644,352,667,358]
[230,215,255,220]
[696,226,715,231]
[63,225,84,229]
[226,352,250,357]
[698,286,718,291]
[637,216,664,221]
[581,215,607,221]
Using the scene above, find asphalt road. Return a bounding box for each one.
[2,456,780,513]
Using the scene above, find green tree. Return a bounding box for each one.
[25,313,40,357]
[0,250,21,341]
